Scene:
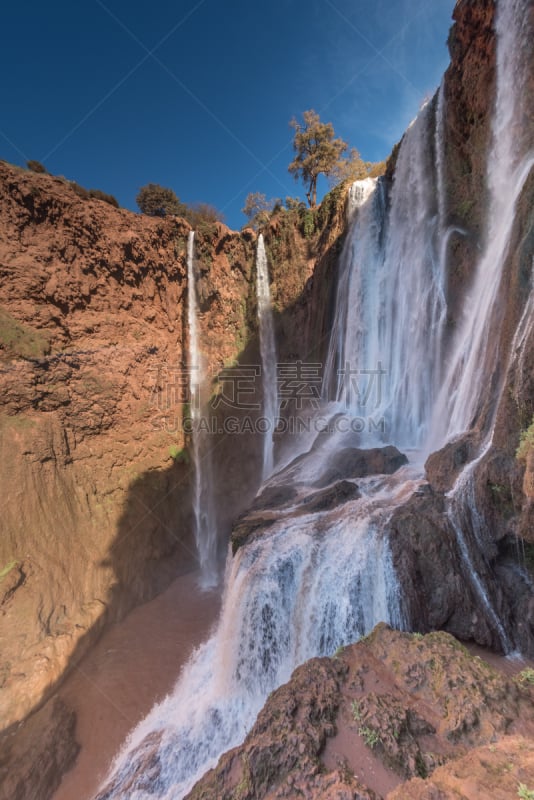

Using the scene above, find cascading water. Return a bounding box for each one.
[255,234,278,480]
[96,1,533,796]
[432,0,534,652]
[431,0,534,446]
[97,463,405,800]
[187,232,218,588]
[324,102,447,450]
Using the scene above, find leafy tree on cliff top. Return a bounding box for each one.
[242,192,281,229]
[327,149,387,186]
[136,183,186,217]
[288,110,349,207]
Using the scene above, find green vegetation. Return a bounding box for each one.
[168,445,190,464]
[300,207,315,238]
[242,192,279,229]
[288,110,385,207]
[136,183,186,217]
[518,667,534,685]
[186,202,225,229]
[518,784,534,800]
[359,725,381,749]
[0,560,17,582]
[0,308,51,359]
[517,416,534,463]
[456,197,475,221]
[26,159,48,174]
[288,110,350,208]
[350,700,381,749]
[64,180,119,207]
[136,183,224,227]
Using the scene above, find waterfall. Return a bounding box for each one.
[187,232,218,588]
[324,103,447,449]
[446,444,513,653]
[432,0,534,446]
[96,1,533,796]
[436,0,534,652]
[323,176,379,401]
[256,234,278,481]
[96,469,405,800]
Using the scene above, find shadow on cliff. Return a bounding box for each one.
[0,202,348,800]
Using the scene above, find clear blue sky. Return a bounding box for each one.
[0,0,455,229]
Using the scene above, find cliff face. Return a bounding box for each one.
[0,162,346,737]
[0,164,255,731]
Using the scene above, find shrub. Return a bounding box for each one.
[169,445,190,464]
[70,181,90,200]
[26,159,48,174]
[517,417,534,463]
[299,206,315,238]
[518,667,534,685]
[88,188,119,208]
[285,196,305,211]
[184,202,225,228]
[136,183,186,217]
[359,725,381,749]
[242,192,279,230]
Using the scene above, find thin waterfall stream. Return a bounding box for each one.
[255,234,278,481]
[187,231,218,588]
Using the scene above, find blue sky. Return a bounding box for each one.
[0,0,455,229]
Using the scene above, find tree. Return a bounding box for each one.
[242,192,280,229]
[288,110,348,207]
[327,150,388,187]
[136,183,186,217]
[185,202,225,227]
[327,147,368,186]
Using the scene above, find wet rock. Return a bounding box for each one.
[186,625,534,800]
[315,446,408,488]
[298,480,361,514]
[252,484,299,512]
[425,433,478,492]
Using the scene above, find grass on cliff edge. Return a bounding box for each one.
[0,560,18,582]
[0,308,51,359]
[517,417,534,463]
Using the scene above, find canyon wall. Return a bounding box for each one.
[0,161,346,740]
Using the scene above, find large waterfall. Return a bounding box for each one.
[96,0,532,796]
[187,232,218,588]
[255,234,278,480]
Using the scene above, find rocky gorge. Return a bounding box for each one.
[1,0,534,797]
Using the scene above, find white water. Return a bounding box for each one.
[431,0,534,446]
[256,234,278,480]
[97,461,405,799]
[187,232,218,588]
[97,1,533,796]
[324,102,447,450]
[446,444,513,653]
[438,0,534,653]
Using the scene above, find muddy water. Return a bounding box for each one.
[53,571,221,800]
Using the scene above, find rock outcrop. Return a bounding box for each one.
[186,625,534,799]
